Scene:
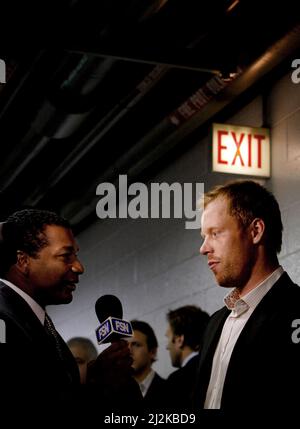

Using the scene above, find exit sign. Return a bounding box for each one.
[212,123,270,177]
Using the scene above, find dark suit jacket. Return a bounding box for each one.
[166,354,200,409]
[194,272,300,411]
[0,281,80,413]
[143,372,168,408]
[0,281,143,421]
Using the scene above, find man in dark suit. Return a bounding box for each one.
[195,180,300,412]
[128,320,168,409]
[165,305,209,409]
[0,209,136,419]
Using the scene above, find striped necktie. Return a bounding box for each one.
[44,313,65,361]
[44,313,78,384]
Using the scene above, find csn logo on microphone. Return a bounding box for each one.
[96,317,133,344]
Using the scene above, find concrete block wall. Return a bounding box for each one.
[268,72,300,280]
[49,69,300,378]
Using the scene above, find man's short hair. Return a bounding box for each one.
[0,209,70,276]
[67,337,98,361]
[202,180,283,254]
[130,320,158,351]
[167,305,210,351]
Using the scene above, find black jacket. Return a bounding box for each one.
[0,280,143,421]
[0,281,80,397]
[194,272,300,411]
[141,372,168,408]
[166,354,200,409]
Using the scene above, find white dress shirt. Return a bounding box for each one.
[204,266,284,409]
[138,369,156,397]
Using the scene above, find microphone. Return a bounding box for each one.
[95,295,133,344]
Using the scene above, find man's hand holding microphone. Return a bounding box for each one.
[86,295,142,407]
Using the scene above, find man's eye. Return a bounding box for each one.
[59,253,73,261]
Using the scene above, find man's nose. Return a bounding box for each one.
[200,238,211,255]
[71,258,84,274]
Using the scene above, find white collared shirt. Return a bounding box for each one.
[138,369,156,397]
[204,266,284,409]
[181,351,198,368]
[0,278,45,325]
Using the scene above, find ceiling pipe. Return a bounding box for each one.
[1,0,175,195]
[24,64,170,206]
[0,55,118,191]
[31,56,117,140]
[23,3,229,206]
[66,0,229,75]
[64,24,300,226]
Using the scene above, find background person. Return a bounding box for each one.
[128,320,168,408]
[165,305,209,408]
[67,337,98,384]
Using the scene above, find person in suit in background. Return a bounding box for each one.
[195,180,300,412]
[0,209,136,418]
[165,305,209,409]
[67,337,98,384]
[128,320,168,408]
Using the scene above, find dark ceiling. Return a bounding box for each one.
[0,0,300,232]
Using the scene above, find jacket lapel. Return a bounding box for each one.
[228,272,293,356]
[195,306,230,407]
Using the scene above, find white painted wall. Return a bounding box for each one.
[49,70,300,378]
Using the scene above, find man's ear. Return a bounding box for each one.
[175,334,185,349]
[16,250,30,275]
[149,347,157,362]
[250,218,265,244]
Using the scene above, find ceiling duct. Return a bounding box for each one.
[62,24,300,228]
[25,64,170,206]
[0,55,119,192]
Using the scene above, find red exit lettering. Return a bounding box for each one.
[217,130,265,168]
[217,130,228,164]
